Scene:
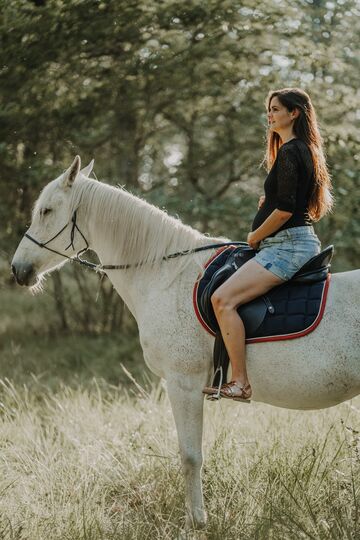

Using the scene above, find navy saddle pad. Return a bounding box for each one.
[193,245,331,343]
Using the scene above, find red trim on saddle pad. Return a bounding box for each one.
[192,248,331,343]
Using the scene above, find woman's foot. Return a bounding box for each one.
[220,381,252,401]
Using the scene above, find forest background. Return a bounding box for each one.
[0,1,360,538]
[1,0,359,342]
[1,0,359,341]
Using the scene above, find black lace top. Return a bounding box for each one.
[252,138,315,236]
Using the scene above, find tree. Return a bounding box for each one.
[0,0,358,330]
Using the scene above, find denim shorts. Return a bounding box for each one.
[254,226,321,281]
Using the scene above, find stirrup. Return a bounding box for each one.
[206,365,223,401]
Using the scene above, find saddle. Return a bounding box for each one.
[193,244,333,387]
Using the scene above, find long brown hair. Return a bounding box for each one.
[264,87,333,221]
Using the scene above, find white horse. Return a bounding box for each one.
[11,156,360,528]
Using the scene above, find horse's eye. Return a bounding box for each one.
[41,208,52,217]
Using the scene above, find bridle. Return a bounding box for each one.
[25,210,101,271]
[24,210,247,273]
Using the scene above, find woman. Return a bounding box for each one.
[203,87,333,402]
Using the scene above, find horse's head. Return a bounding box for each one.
[11,155,94,288]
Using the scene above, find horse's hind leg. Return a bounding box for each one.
[167,373,207,530]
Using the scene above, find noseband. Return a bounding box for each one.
[24,211,247,272]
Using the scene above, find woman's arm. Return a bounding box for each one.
[247,208,292,248]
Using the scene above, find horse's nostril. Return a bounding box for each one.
[11,262,35,286]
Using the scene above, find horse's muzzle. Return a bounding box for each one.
[11,261,36,286]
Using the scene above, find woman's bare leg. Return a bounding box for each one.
[218,312,248,385]
[211,259,284,388]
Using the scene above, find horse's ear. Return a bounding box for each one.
[61,155,81,189]
[81,159,94,178]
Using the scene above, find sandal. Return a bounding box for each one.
[220,381,252,402]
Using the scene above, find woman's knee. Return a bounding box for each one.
[211,290,234,313]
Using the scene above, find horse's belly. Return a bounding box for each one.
[248,354,360,410]
[246,329,360,410]
[252,386,360,410]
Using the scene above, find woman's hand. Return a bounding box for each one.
[247,232,260,250]
[258,195,266,209]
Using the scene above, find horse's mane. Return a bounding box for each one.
[69,176,218,273]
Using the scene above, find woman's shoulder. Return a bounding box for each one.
[279,139,313,173]
[280,138,307,150]
[281,138,311,154]
[279,139,311,161]
[292,138,311,152]
[277,140,301,164]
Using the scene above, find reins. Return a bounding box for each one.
[25,210,247,273]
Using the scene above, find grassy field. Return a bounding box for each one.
[1,285,360,539]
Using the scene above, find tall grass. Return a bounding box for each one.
[1,286,359,539]
[0,377,359,540]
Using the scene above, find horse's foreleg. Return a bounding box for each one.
[167,373,207,530]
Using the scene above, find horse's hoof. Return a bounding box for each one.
[185,509,208,531]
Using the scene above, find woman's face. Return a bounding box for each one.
[267,96,294,133]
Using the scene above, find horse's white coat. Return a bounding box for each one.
[12,157,360,528]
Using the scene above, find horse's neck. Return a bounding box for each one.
[90,230,211,320]
[82,183,213,316]
[86,215,142,316]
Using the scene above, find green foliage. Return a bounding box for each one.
[0,0,359,325]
